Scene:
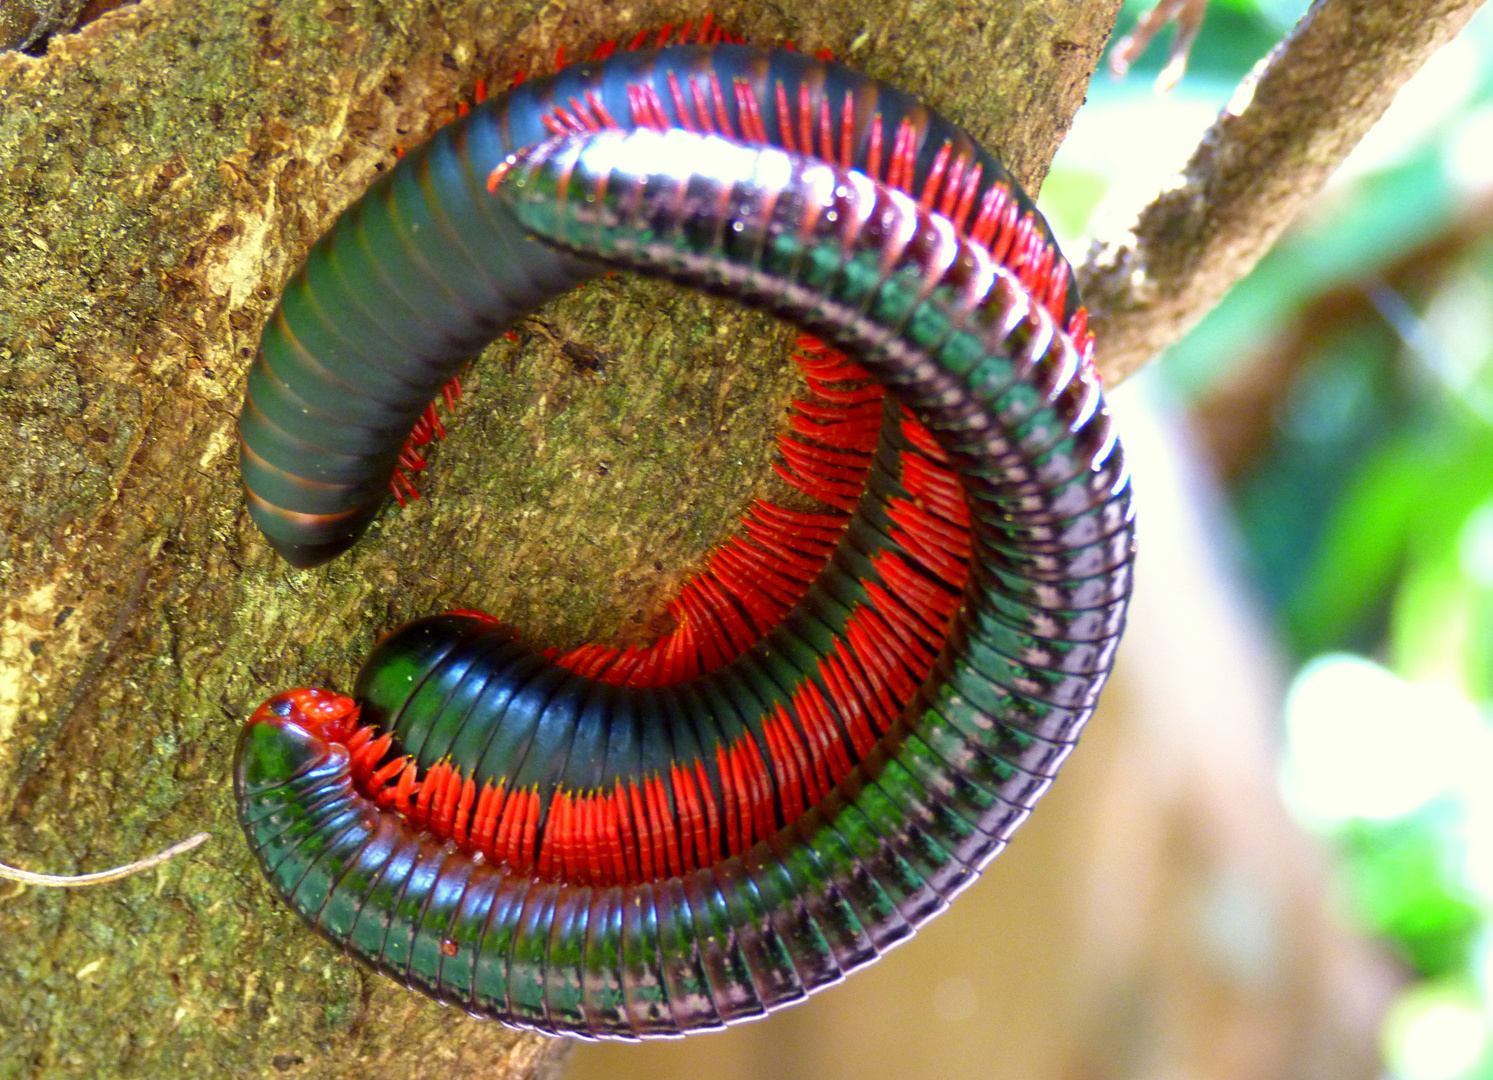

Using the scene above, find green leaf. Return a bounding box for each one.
[1339,814,1484,978]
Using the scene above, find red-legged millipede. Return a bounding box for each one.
[234,30,1132,1039]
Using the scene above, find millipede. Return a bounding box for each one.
[233,27,1134,1040]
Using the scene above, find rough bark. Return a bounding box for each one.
[0,1,1118,1076]
[1080,0,1489,384]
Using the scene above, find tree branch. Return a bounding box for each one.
[1081,0,1488,385]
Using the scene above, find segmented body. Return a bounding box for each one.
[239,42,1085,568]
[235,43,1132,1040]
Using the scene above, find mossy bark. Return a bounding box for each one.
[0,1,1117,1076]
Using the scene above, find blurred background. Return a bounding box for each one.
[569,3,1493,1077]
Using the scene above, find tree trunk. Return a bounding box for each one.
[0,1,1118,1075]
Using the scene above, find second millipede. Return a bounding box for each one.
[234,41,1134,1039]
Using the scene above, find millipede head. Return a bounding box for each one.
[234,688,360,797]
[251,688,360,741]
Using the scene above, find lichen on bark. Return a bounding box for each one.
[0,1,1115,1075]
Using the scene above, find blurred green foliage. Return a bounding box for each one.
[1341,811,1484,978]
[1044,3,1493,1075]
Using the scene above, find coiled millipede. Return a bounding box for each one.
[234,41,1133,1039]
